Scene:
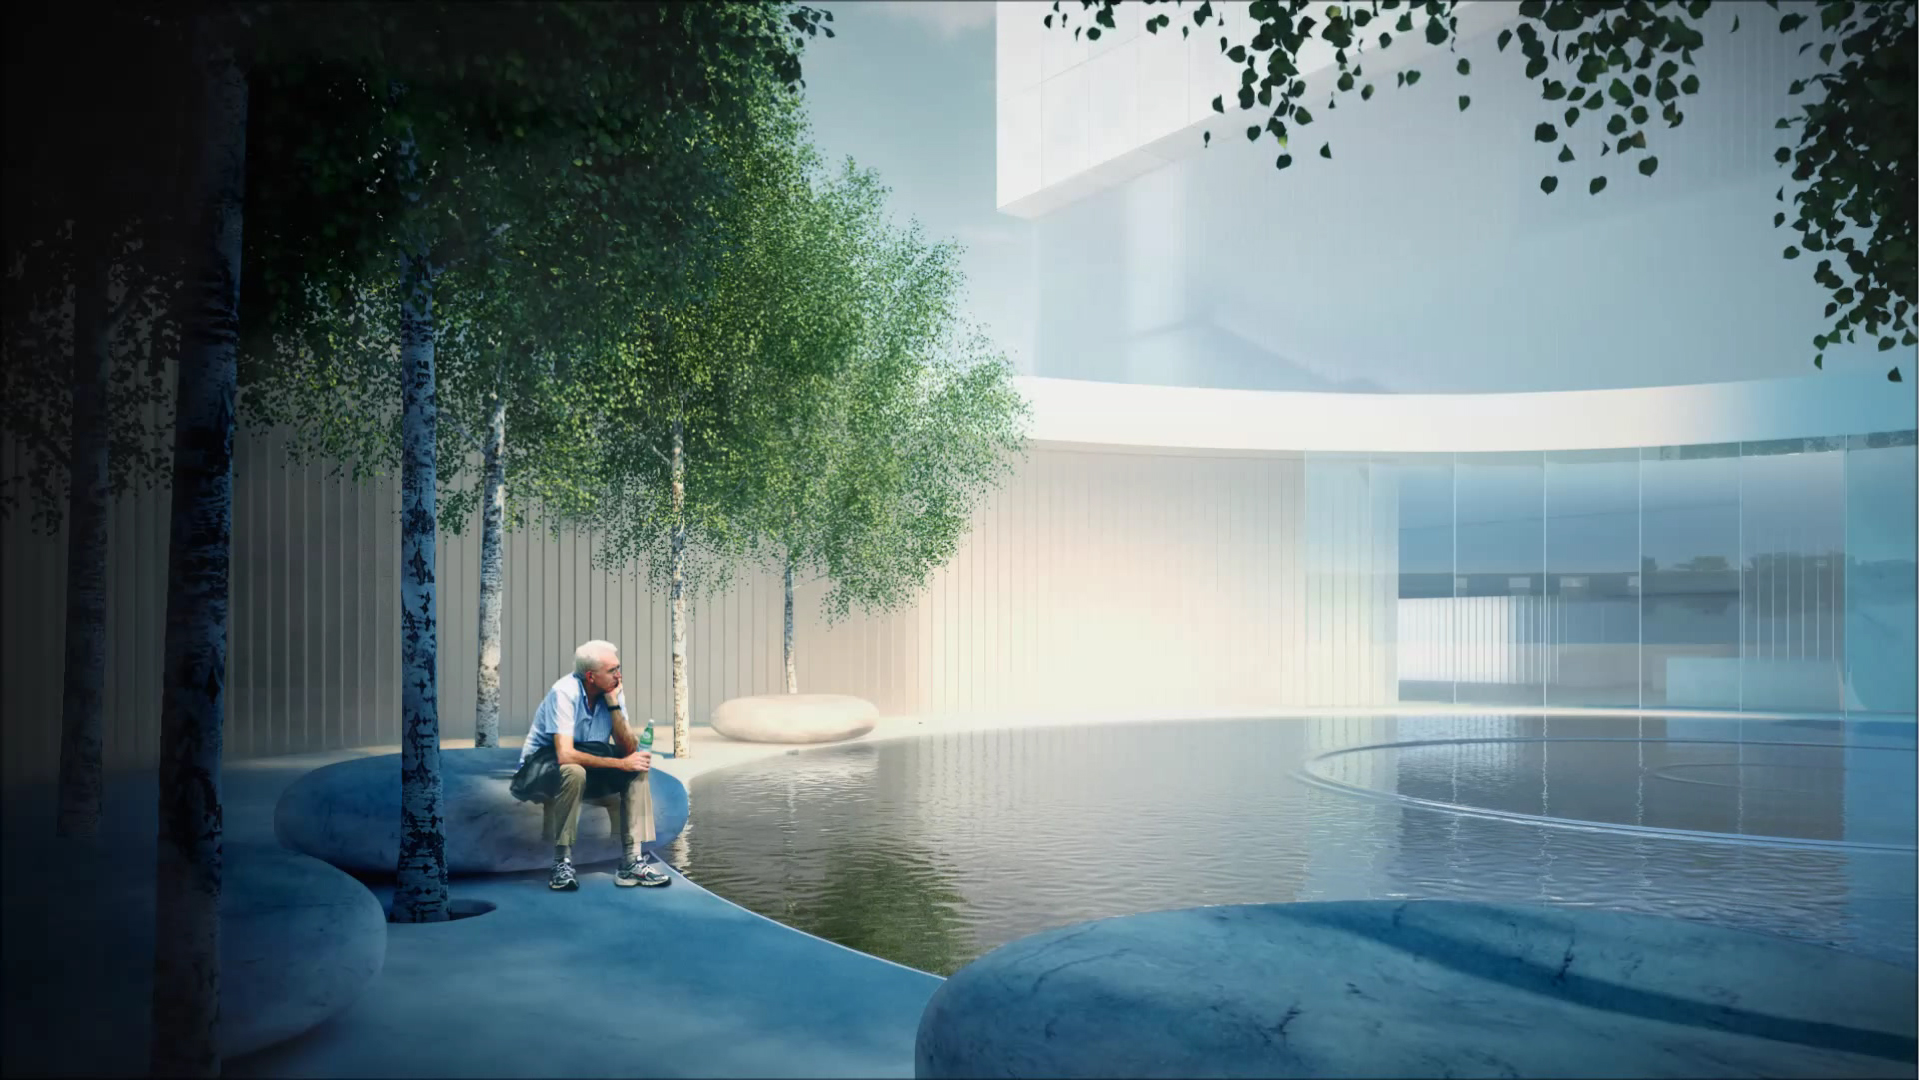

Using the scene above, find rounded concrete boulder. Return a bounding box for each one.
[916,900,1918,1079]
[1,840,385,1075]
[710,693,878,744]
[275,746,688,876]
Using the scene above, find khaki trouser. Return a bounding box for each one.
[542,764,656,860]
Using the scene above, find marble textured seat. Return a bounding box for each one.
[916,899,1918,1079]
[710,693,878,744]
[1,840,386,1074]
[274,746,688,875]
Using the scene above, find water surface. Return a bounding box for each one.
[666,714,1917,976]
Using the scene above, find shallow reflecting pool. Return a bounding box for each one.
[665,715,1917,976]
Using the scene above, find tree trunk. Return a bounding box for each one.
[784,557,797,694]
[473,391,507,748]
[56,236,112,839]
[670,416,689,759]
[390,238,448,923]
[150,19,245,1078]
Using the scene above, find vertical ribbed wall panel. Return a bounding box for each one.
[5,438,1328,787]
[1301,456,1398,706]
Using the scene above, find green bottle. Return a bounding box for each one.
[639,720,655,751]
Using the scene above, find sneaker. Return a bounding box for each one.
[616,854,670,888]
[549,858,579,891]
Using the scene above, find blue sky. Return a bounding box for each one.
[794,1,1037,373]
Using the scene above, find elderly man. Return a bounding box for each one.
[509,639,671,890]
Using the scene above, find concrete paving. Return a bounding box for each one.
[4,705,1894,1078]
[243,732,940,1078]
[2,726,942,1079]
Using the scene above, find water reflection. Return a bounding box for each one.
[668,715,1917,976]
[1306,715,1916,848]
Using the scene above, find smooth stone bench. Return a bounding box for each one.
[1,840,385,1074]
[710,693,878,744]
[916,900,1918,1079]
[275,746,688,876]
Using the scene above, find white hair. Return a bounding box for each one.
[573,640,619,677]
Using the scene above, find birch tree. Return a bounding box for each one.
[731,169,1031,689]
[583,105,859,758]
[241,3,836,873]
[147,10,250,1074]
[257,250,607,751]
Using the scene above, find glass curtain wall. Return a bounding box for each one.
[1453,454,1546,705]
[1544,450,1641,707]
[1349,432,1915,714]
[1739,438,1847,711]
[1845,432,1918,715]
[1639,444,1743,709]
[1380,454,1454,702]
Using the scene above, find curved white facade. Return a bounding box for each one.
[1015,373,1917,453]
[1004,374,1915,717]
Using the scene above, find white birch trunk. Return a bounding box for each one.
[389,113,449,924]
[150,19,244,1077]
[57,237,112,838]
[670,416,689,759]
[784,557,797,694]
[473,392,507,747]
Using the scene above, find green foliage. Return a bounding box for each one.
[726,162,1032,628]
[1046,0,1915,380]
[577,93,840,602]
[1773,1,1916,371]
[237,2,833,532]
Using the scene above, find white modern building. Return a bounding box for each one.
[991,0,1917,717]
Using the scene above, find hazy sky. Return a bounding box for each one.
[792,1,1038,372]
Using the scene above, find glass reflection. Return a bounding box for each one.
[1453,454,1545,705]
[1845,433,1918,715]
[1740,440,1847,711]
[1639,445,1742,708]
[1382,455,1455,703]
[1386,433,1916,713]
[1544,450,1641,707]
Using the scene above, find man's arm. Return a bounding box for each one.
[554,732,647,772]
[606,686,638,755]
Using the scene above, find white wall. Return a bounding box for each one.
[1000,2,1895,392]
[997,0,1512,217]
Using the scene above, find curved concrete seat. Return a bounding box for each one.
[916,900,1918,1079]
[274,746,688,876]
[1,840,385,1074]
[710,693,878,744]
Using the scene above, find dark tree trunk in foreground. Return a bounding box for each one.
[473,391,507,747]
[390,237,449,923]
[57,237,113,838]
[151,19,246,1078]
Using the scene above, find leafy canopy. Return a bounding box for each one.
[729,163,1031,625]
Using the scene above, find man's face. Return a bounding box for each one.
[585,655,622,695]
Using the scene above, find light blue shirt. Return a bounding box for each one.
[519,674,616,763]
